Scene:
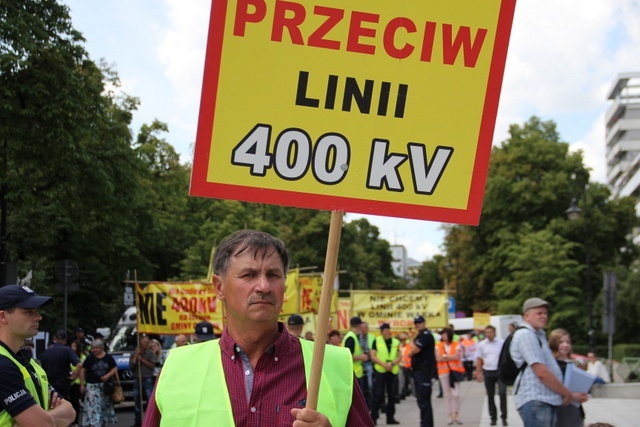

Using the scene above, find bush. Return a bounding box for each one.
[572,344,640,362]
[572,344,608,357]
[613,344,640,361]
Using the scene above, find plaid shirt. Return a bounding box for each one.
[510,322,563,409]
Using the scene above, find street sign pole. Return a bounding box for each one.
[56,260,79,331]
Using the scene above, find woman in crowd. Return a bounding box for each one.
[435,328,465,425]
[80,339,118,427]
[548,328,589,427]
[327,329,342,346]
[69,339,86,427]
[149,338,165,380]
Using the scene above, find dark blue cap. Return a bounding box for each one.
[0,285,53,311]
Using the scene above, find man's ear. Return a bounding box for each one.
[213,275,224,301]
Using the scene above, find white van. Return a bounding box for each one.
[448,314,523,340]
[489,314,523,340]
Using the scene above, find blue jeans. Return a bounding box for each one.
[133,376,155,424]
[413,370,433,427]
[518,400,557,427]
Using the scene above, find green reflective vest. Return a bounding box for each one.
[373,336,400,374]
[156,338,353,426]
[0,345,50,427]
[341,330,363,378]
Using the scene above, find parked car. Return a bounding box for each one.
[106,307,175,400]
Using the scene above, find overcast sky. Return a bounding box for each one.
[61,0,640,261]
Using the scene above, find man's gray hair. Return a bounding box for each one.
[213,230,289,276]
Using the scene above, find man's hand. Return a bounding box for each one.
[572,392,588,404]
[561,389,573,406]
[48,391,63,409]
[474,371,483,383]
[291,407,332,426]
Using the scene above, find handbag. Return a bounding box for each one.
[447,361,464,387]
[111,371,125,403]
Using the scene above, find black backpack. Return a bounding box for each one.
[497,326,541,387]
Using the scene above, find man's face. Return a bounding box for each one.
[329,334,342,345]
[215,248,285,325]
[524,306,548,330]
[362,323,369,334]
[175,335,188,347]
[381,328,391,339]
[1,308,42,340]
[415,321,425,331]
[484,327,496,341]
[140,336,150,349]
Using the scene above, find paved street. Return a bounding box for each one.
[108,379,640,426]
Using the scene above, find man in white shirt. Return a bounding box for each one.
[586,351,611,384]
[475,325,507,426]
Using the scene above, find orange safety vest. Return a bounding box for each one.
[436,341,465,376]
[401,343,412,369]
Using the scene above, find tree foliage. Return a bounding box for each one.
[440,117,638,344]
[0,1,399,331]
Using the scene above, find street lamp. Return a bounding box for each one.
[565,196,595,353]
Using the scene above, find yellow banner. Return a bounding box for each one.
[336,297,351,332]
[473,312,491,329]
[300,274,321,313]
[351,291,448,332]
[136,282,223,335]
[281,269,299,315]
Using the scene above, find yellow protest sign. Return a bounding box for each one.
[473,311,491,329]
[191,0,516,225]
[351,291,448,331]
[136,282,223,335]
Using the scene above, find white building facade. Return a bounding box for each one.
[606,72,640,243]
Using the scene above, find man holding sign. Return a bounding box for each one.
[144,230,373,426]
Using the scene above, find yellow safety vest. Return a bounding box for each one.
[373,336,400,374]
[341,330,363,378]
[0,346,50,427]
[156,338,353,427]
[71,354,86,385]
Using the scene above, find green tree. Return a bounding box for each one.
[339,218,398,290]
[442,117,637,344]
[133,120,193,280]
[412,254,446,290]
[1,0,148,328]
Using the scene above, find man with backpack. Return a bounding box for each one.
[509,297,582,427]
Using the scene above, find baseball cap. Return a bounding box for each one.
[414,315,425,324]
[522,297,550,314]
[195,321,215,341]
[379,322,390,331]
[350,316,363,326]
[0,285,53,311]
[54,329,68,340]
[287,314,304,326]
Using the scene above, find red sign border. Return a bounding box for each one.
[190,0,516,226]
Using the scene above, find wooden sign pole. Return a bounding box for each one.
[305,210,343,410]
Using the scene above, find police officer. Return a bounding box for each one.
[410,315,437,427]
[0,285,75,427]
